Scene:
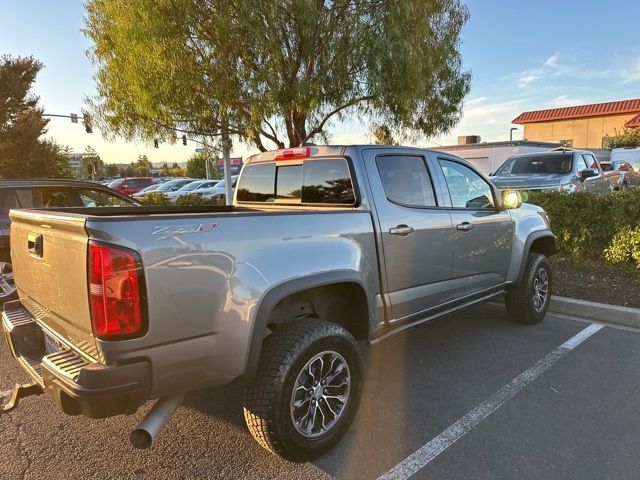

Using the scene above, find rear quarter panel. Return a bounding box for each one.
[86,209,379,397]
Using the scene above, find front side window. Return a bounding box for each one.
[439,159,494,209]
[576,154,589,171]
[376,155,437,207]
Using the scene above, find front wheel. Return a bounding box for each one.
[505,253,551,324]
[243,319,363,462]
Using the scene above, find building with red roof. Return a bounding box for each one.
[513,98,640,149]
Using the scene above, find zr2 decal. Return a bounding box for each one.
[152,224,218,236]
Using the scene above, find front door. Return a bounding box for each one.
[364,150,454,321]
[434,157,514,300]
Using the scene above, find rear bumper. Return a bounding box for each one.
[2,300,150,418]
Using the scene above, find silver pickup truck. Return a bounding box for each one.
[1,145,555,461]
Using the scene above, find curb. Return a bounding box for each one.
[548,295,640,329]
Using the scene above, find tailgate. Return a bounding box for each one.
[9,209,96,353]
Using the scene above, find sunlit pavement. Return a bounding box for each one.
[2,304,639,480]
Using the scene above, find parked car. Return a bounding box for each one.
[2,145,556,461]
[163,179,220,203]
[131,183,161,198]
[600,160,640,190]
[0,179,138,303]
[490,149,613,194]
[134,178,194,199]
[107,177,154,195]
[610,146,640,171]
[199,175,238,201]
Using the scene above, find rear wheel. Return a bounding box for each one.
[243,319,362,462]
[505,253,551,324]
[0,252,17,304]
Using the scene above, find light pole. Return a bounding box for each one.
[510,127,518,142]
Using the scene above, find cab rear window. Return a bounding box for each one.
[237,158,355,205]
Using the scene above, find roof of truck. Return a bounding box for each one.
[0,179,108,187]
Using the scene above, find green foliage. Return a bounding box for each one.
[604,227,640,269]
[527,189,640,265]
[0,55,72,178]
[186,152,208,178]
[603,128,640,150]
[372,124,398,145]
[175,193,221,206]
[84,0,470,150]
[137,192,170,205]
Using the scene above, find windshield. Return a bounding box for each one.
[495,154,573,175]
[156,180,186,191]
[178,181,204,192]
[107,178,124,188]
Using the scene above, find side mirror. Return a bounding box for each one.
[501,190,522,210]
[579,168,598,180]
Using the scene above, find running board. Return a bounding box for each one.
[371,290,507,344]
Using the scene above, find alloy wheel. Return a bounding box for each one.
[290,350,351,439]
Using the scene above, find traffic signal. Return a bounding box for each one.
[70,113,78,124]
[154,139,159,148]
[182,135,187,146]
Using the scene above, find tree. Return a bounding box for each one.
[133,154,152,176]
[104,163,119,177]
[84,0,470,150]
[372,124,398,145]
[81,145,104,179]
[186,151,209,178]
[0,55,71,178]
[603,128,640,150]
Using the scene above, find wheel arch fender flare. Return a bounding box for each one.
[244,270,370,379]
[517,230,556,283]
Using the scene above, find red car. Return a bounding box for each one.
[107,177,154,195]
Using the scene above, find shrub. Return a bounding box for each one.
[175,193,217,206]
[526,189,640,262]
[604,227,640,269]
[137,192,170,205]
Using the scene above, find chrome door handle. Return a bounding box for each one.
[389,225,414,236]
[456,222,473,232]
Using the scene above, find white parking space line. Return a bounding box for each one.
[378,323,604,480]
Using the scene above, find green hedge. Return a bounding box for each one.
[526,189,640,267]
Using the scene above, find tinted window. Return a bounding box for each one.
[237,163,276,202]
[495,154,573,175]
[75,189,135,207]
[439,159,494,209]
[302,159,355,204]
[276,165,302,200]
[376,155,437,207]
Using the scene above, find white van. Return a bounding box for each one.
[610,147,640,169]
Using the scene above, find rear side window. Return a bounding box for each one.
[4,187,71,210]
[376,155,437,207]
[237,159,355,206]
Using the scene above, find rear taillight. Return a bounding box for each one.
[88,242,146,339]
[274,146,310,161]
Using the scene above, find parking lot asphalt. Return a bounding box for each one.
[1,304,639,480]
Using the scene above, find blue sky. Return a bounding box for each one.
[1,0,639,164]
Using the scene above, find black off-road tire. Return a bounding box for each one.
[243,319,363,462]
[0,250,17,305]
[505,253,552,324]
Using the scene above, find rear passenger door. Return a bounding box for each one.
[433,157,513,299]
[364,150,454,321]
